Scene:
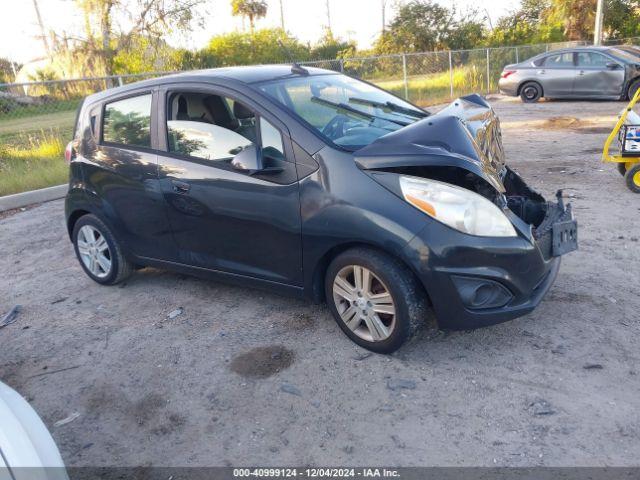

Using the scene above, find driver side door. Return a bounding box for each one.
[155,84,303,287]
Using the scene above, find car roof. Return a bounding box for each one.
[85,64,336,103]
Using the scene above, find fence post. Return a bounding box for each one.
[117,76,124,87]
[402,53,409,100]
[515,47,519,64]
[448,50,454,99]
[486,48,490,94]
[339,58,344,73]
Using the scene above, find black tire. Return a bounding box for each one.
[72,214,133,285]
[624,163,640,193]
[627,79,640,101]
[324,247,429,354]
[617,162,627,176]
[520,82,542,103]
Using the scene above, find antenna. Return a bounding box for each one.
[277,39,309,76]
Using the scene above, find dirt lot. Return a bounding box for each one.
[1,97,639,468]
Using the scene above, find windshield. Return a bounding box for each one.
[608,47,640,62]
[257,74,428,150]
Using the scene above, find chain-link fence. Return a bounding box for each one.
[1,37,639,195]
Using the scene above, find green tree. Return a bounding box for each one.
[310,29,356,60]
[374,0,455,53]
[76,0,205,76]
[201,28,309,67]
[231,0,268,32]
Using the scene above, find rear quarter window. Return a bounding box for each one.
[102,94,152,148]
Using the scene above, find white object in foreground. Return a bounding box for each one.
[0,381,68,480]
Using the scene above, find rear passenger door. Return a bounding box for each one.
[538,52,577,96]
[84,91,176,260]
[155,85,303,286]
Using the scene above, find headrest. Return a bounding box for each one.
[233,101,254,120]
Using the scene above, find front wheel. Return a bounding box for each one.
[72,214,133,285]
[625,163,640,193]
[520,82,542,103]
[627,79,640,101]
[325,247,429,354]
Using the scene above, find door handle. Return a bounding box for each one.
[538,70,546,75]
[578,70,585,76]
[171,180,191,194]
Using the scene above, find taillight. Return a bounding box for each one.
[65,141,75,163]
[501,70,517,79]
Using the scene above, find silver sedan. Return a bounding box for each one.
[498,46,640,103]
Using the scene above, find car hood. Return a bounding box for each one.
[354,94,507,193]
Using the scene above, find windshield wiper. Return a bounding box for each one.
[349,97,429,119]
[310,96,410,127]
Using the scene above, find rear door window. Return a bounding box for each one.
[102,94,152,148]
[543,53,575,67]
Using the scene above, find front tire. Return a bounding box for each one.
[627,79,640,101]
[624,163,640,193]
[72,214,133,285]
[520,82,542,103]
[324,247,429,354]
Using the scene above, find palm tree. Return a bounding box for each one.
[231,0,268,33]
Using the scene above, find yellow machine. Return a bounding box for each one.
[602,87,640,193]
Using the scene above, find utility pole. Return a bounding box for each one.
[279,0,285,30]
[382,0,386,33]
[325,0,332,33]
[594,0,604,45]
[32,0,52,57]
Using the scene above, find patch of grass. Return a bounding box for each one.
[371,65,489,107]
[0,130,67,196]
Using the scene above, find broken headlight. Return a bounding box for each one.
[399,176,517,237]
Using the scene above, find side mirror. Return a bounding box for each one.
[606,62,621,70]
[231,145,263,174]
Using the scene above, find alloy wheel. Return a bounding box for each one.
[332,265,396,342]
[77,225,112,278]
[523,86,538,100]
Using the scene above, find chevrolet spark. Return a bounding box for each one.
[65,65,577,353]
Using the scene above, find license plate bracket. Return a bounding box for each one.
[552,220,578,256]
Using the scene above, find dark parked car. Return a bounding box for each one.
[65,65,577,353]
[498,46,640,103]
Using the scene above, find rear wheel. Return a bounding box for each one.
[325,247,429,354]
[624,163,640,193]
[72,214,133,285]
[520,82,542,103]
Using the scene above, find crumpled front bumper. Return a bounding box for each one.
[402,197,574,330]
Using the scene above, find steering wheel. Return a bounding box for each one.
[321,114,349,140]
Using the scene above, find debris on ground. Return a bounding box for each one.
[280,383,302,396]
[167,307,184,320]
[583,363,604,370]
[386,378,416,391]
[53,411,81,427]
[528,398,556,416]
[0,305,21,329]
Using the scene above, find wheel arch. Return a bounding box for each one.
[625,76,640,100]
[309,241,432,306]
[66,208,91,238]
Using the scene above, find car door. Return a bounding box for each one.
[155,84,303,286]
[84,90,177,260]
[574,51,625,97]
[537,52,577,97]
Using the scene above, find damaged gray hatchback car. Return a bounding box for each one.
[65,65,578,353]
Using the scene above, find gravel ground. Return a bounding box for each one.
[1,97,638,468]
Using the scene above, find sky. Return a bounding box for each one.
[0,0,519,64]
